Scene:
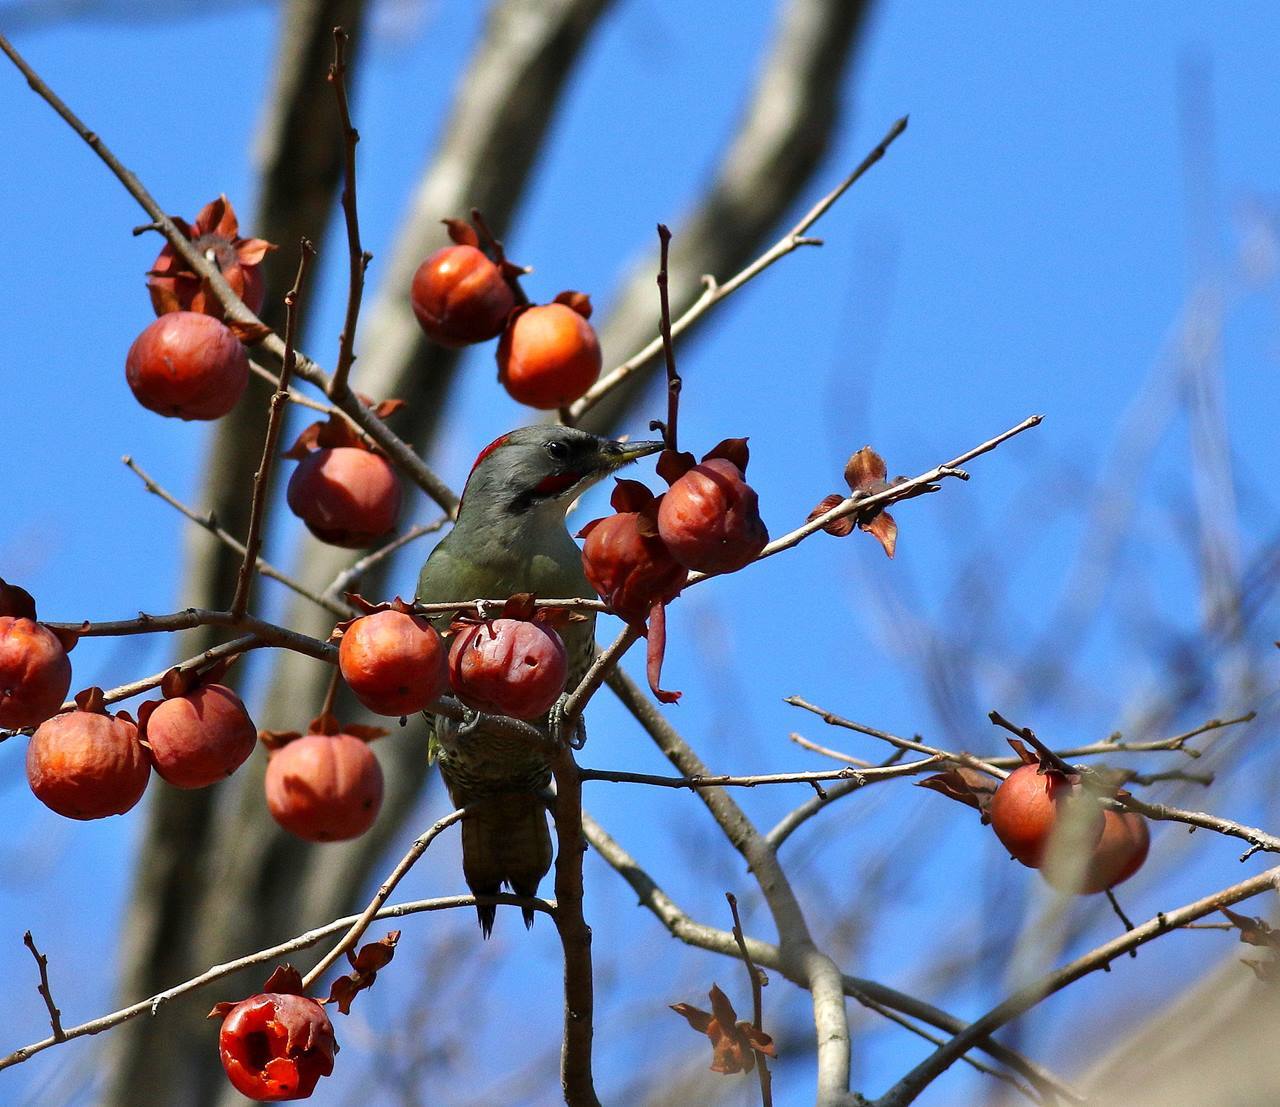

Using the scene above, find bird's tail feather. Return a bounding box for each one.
[458,792,552,937]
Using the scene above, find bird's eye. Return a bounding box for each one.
[545,440,569,462]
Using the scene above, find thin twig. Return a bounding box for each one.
[655,223,681,452]
[570,116,909,420]
[711,415,1041,582]
[328,26,370,397]
[0,893,552,1072]
[301,807,472,990]
[231,242,314,618]
[727,893,772,1107]
[873,866,1280,1106]
[989,710,1076,776]
[1103,889,1138,954]
[122,455,350,619]
[44,609,335,663]
[22,932,63,1041]
[1119,794,1280,857]
[785,696,1005,778]
[579,760,941,790]
[323,517,450,601]
[560,625,643,724]
[788,731,873,768]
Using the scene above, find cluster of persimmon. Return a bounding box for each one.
[925,740,1150,895]
[124,196,270,421]
[335,596,570,722]
[411,217,602,409]
[578,438,768,701]
[119,196,410,552]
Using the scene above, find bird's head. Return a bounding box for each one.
[458,425,663,521]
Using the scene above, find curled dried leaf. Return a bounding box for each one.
[259,729,302,752]
[656,448,696,486]
[917,766,1000,815]
[646,600,681,705]
[325,932,400,1015]
[443,218,479,248]
[1222,906,1280,949]
[863,510,898,558]
[261,964,306,996]
[671,985,775,1076]
[807,493,855,537]
[0,578,37,620]
[844,446,888,493]
[609,478,658,516]
[73,686,108,715]
[553,290,593,318]
[703,437,750,473]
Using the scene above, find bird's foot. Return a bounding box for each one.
[456,705,500,740]
[548,693,587,750]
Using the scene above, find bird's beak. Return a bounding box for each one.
[604,438,665,467]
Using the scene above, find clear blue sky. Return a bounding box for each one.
[2,2,1278,1103]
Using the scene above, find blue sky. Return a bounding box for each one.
[2,2,1279,1104]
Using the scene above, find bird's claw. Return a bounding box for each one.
[456,706,497,740]
[548,694,587,750]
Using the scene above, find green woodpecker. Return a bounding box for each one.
[417,426,662,934]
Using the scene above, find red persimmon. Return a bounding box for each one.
[142,684,257,789]
[218,991,337,1101]
[497,302,601,409]
[338,609,449,717]
[27,708,150,819]
[988,763,1104,869]
[410,244,515,347]
[286,447,401,549]
[125,311,249,420]
[448,619,568,719]
[0,617,72,729]
[264,732,383,842]
[657,458,768,574]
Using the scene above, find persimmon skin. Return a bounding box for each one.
[411,244,515,347]
[286,447,402,549]
[338,609,449,717]
[580,512,686,624]
[218,991,336,1101]
[265,733,383,842]
[1042,808,1150,894]
[657,458,769,574]
[0,617,72,728]
[144,684,257,789]
[496,303,601,409]
[125,312,249,420]
[27,709,150,819]
[988,763,1104,869]
[448,619,568,719]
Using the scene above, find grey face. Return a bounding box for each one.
[460,426,663,516]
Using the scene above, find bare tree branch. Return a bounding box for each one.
[874,866,1280,1106]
